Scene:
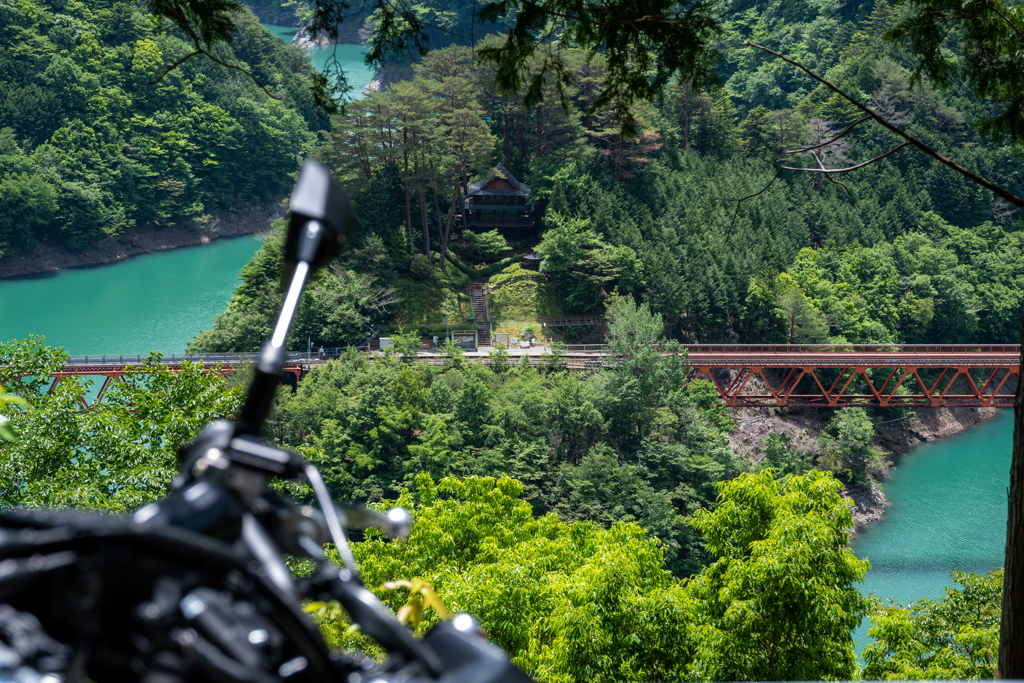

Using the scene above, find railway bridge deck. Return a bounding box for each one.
[34,345,1024,409]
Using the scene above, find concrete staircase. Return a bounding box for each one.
[469,283,491,347]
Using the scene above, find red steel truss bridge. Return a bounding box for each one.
[45,353,307,409]
[23,345,1023,409]
[683,344,1021,408]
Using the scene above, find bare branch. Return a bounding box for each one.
[768,141,912,173]
[980,1,1024,42]
[811,150,855,204]
[150,3,281,100]
[745,41,1024,208]
[149,50,203,85]
[717,142,910,234]
[786,116,870,155]
[993,197,1019,225]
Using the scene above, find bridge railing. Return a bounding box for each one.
[540,316,604,327]
[676,344,1021,354]
[319,345,371,358]
[64,352,307,366]
[562,344,609,352]
[57,344,1023,367]
[558,343,1020,354]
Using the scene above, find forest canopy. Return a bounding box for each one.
[0,0,324,255]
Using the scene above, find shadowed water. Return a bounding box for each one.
[261,24,376,95]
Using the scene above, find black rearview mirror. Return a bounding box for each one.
[282,159,355,286]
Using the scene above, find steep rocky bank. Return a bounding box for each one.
[291,24,370,47]
[366,62,415,92]
[250,9,410,95]
[0,203,284,279]
[727,405,1000,533]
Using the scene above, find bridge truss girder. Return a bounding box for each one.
[44,365,302,409]
[689,364,1019,408]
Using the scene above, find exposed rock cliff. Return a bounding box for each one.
[366,62,415,92]
[291,24,370,47]
[727,405,1001,534]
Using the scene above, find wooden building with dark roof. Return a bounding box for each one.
[463,163,534,232]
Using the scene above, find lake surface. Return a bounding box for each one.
[0,237,262,355]
[262,24,376,95]
[851,409,1011,654]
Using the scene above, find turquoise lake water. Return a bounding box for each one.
[0,237,262,355]
[261,24,376,95]
[851,409,1011,654]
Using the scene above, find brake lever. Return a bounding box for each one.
[339,506,413,540]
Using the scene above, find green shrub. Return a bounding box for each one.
[409,253,432,280]
[489,262,535,288]
[450,253,526,280]
[463,229,509,258]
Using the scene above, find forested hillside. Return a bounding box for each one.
[265,308,744,577]
[196,0,1024,352]
[0,0,324,255]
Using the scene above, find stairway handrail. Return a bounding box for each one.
[484,288,493,341]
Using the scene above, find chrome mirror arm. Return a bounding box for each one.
[304,464,361,582]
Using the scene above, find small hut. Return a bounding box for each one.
[463,164,533,233]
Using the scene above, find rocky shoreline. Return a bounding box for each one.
[728,405,1000,534]
[291,24,370,48]
[0,203,284,280]
[249,8,410,93]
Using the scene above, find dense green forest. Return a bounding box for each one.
[0,0,324,254]
[0,0,1018,677]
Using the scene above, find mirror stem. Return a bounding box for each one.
[236,222,323,437]
[305,464,360,581]
[271,261,309,349]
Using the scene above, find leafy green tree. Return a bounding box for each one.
[776,286,829,343]
[0,1,321,255]
[685,469,871,681]
[0,172,57,251]
[818,407,887,486]
[605,293,663,357]
[757,432,813,477]
[487,344,510,374]
[338,473,694,683]
[862,568,1002,680]
[463,229,509,259]
[536,212,642,312]
[0,338,242,511]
